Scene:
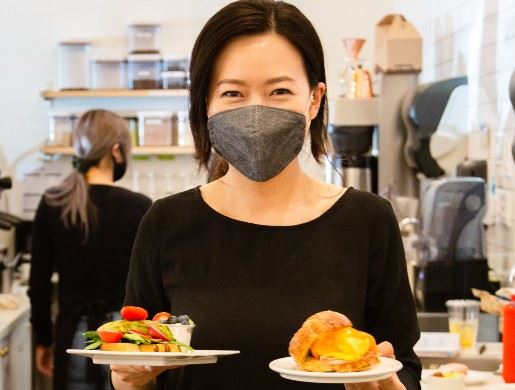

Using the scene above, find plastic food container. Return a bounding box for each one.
[48,113,78,146]
[92,59,127,89]
[58,41,91,90]
[120,114,138,146]
[128,23,161,54]
[128,54,162,89]
[175,110,193,146]
[162,71,188,89]
[138,111,174,146]
[165,324,195,346]
[162,55,189,72]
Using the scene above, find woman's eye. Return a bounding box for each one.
[221,90,242,98]
[271,88,292,96]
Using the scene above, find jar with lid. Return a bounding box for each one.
[162,71,188,89]
[58,41,91,90]
[128,24,160,54]
[92,58,127,89]
[138,111,174,146]
[162,55,189,72]
[128,54,162,89]
[48,113,78,146]
[175,110,193,146]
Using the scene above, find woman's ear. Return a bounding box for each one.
[309,82,326,120]
[111,143,123,163]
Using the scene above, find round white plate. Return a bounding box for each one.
[422,369,493,385]
[67,349,240,366]
[269,356,403,384]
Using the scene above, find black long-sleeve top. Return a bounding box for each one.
[29,185,152,346]
[124,187,422,389]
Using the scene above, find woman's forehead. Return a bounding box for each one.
[210,33,308,85]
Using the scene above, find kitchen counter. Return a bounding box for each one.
[420,342,502,371]
[0,284,30,340]
[421,370,515,389]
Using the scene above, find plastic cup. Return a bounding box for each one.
[426,373,465,390]
[445,299,480,349]
[165,324,195,346]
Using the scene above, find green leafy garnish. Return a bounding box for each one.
[85,341,103,350]
[123,333,152,345]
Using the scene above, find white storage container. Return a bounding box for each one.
[175,110,193,146]
[92,59,127,89]
[138,111,174,146]
[162,55,189,72]
[162,71,188,89]
[128,24,161,54]
[128,54,162,89]
[48,113,78,146]
[58,41,91,90]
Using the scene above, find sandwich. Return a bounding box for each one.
[288,310,380,372]
[83,306,193,352]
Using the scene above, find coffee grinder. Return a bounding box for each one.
[326,39,378,193]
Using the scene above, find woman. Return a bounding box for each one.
[29,109,152,390]
[112,1,421,389]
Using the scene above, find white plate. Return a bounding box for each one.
[422,369,493,385]
[269,357,403,384]
[67,349,240,366]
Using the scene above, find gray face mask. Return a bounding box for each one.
[207,105,306,182]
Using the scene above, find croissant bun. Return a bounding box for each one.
[288,310,380,372]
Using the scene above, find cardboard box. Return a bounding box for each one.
[375,14,422,73]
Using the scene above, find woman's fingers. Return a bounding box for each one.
[376,341,395,358]
[35,346,54,378]
[343,342,404,390]
[110,364,177,386]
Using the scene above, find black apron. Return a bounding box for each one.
[53,301,118,390]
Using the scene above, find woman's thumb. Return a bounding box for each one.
[377,341,395,358]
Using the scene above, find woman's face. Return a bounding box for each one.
[207,33,325,128]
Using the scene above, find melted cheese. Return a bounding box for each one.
[310,327,376,361]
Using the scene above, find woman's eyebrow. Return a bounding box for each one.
[265,76,296,85]
[216,79,247,87]
[215,76,296,87]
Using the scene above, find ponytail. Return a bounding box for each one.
[44,169,97,240]
[44,109,130,241]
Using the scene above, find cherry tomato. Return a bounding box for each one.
[120,306,148,321]
[98,330,123,343]
[152,312,171,322]
[149,325,170,341]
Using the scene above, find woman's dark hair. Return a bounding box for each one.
[189,0,328,172]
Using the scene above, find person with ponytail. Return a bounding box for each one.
[28,109,152,390]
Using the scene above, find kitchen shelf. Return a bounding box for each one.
[41,89,189,100]
[42,145,195,156]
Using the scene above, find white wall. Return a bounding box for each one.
[394,0,515,277]
[0,0,394,216]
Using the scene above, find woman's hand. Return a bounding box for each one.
[35,345,54,377]
[344,342,406,390]
[111,365,177,389]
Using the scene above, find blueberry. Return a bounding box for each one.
[180,319,190,325]
[168,315,179,324]
[177,314,190,322]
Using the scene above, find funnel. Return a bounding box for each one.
[342,38,366,60]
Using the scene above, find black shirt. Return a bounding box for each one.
[29,184,152,346]
[125,187,422,390]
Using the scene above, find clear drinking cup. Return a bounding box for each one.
[445,299,480,350]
